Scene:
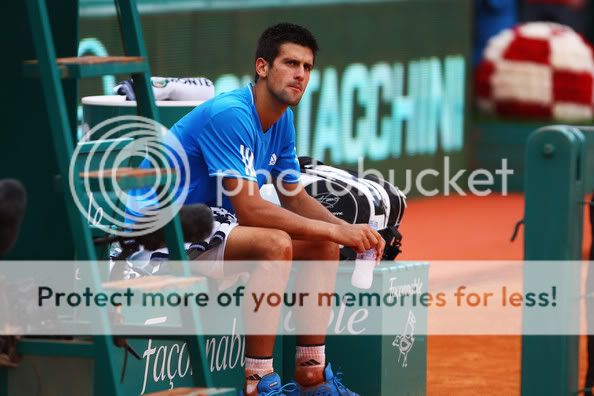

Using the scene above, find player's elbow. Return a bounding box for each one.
[277,186,307,210]
[232,197,268,226]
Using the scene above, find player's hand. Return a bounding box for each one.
[329,223,385,257]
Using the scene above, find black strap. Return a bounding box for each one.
[381,226,403,261]
[510,218,524,242]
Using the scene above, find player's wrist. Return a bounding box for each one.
[324,223,341,243]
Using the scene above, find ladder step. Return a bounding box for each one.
[81,167,176,191]
[17,338,95,358]
[23,55,148,79]
[103,275,206,291]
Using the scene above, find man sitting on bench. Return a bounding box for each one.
[129,23,384,396]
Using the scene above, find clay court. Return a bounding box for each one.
[400,193,592,394]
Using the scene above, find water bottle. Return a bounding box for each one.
[351,220,379,289]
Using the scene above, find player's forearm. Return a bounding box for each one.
[235,199,337,241]
[281,192,347,226]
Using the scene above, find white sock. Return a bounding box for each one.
[296,344,325,367]
[245,357,274,395]
[295,345,325,385]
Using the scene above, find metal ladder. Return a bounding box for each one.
[2,0,215,394]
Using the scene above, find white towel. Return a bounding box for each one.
[114,77,215,101]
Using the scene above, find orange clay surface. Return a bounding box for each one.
[398,193,592,395]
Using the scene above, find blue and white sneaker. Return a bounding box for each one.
[287,363,359,396]
[239,372,298,396]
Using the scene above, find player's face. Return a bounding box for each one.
[265,43,314,106]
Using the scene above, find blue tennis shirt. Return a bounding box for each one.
[129,84,300,215]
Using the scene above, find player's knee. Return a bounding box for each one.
[269,230,293,260]
[261,229,292,260]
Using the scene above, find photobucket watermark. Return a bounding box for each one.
[69,110,513,237]
[69,115,190,237]
[214,156,514,205]
[387,156,514,197]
